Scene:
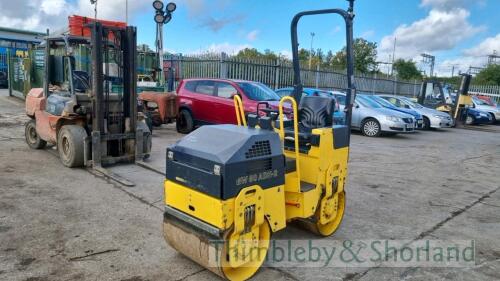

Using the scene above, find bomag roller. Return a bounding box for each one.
[162,1,357,280]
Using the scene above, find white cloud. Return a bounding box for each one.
[246,30,260,42]
[330,26,341,35]
[279,50,293,59]
[463,33,500,57]
[432,35,499,76]
[41,0,67,16]
[361,30,375,38]
[420,0,467,10]
[378,8,484,60]
[190,42,251,55]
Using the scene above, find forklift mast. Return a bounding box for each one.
[452,74,473,121]
[89,22,141,167]
[290,0,356,143]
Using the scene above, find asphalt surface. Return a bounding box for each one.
[0,89,499,281]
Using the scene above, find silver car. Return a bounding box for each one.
[378,95,453,129]
[335,93,416,137]
[472,96,500,123]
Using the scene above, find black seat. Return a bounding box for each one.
[298,96,334,130]
[283,96,335,152]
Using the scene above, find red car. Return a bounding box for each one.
[175,78,289,133]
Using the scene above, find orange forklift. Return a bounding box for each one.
[24,22,152,186]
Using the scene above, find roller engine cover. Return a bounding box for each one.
[166,124,285,200]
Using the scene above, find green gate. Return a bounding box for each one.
[7,49,34,99]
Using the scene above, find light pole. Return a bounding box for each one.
[390,37,396,76]
[309,32,315,69]
[90,0,97,19]
[153,1,176,90]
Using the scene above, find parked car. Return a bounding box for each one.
[363,94,424,129]
[475,95,498,107]
[334,93,415,137]
[463,107,493,125]
[275,87,345,124]
[176,78,289,133]
[378,95,453,129]
[472,96,500,124]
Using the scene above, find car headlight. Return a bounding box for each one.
[386,116,402,122]
[433,114,447,119]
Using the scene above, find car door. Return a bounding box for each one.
[191,80,216,123]
[214,81,240,124]
[351,101,362,128]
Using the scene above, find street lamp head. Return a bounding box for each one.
[166,2,177,12]
[153,0,164,10]
[163,13,172,24]
[154,12,165,23]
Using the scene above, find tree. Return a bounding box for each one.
[393,59,422,80]
[329,38,378,74]
[475,64,500,85]
[235,48,262,60]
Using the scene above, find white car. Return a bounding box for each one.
[378,95,453,129]
[472,96,500,123]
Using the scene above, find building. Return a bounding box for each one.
[0,26,45,87]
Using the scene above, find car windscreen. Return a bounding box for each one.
[400,97,423,108]
[369,96,397,108]
[237,82,280,101]
[473,97,491,106]
[356,95,382,108]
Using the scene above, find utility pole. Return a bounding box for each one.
[450,64,459,77]
[390,37,396,76]
[308,32,315,69]
[487,50,499,65]
[125,0,128,24]
[421,53,435,77]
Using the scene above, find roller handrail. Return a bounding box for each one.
[233,95,247,126]
[279,96,301,186]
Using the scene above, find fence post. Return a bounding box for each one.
[274,58,280,89]
[315,64,320,88]
[7,49,12,97]
[393,76,398,95]
[219,52,228,79]
[372,73,377,94]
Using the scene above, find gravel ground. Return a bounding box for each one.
[0,89,498,281]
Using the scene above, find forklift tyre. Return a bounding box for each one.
[25,120,47,149]
[176,109,194,134]
[57,125,86,168]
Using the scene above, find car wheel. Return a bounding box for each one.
[25,120,47,149]
[57,125,86,168]
[488,113,496,124]
[465,115,475,125]
[422,116,431,130]
[361,118,381,137]
[176,109,194,134]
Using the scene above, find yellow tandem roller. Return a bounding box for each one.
[163,1,356,280]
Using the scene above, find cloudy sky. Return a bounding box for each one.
[0,0,499,76]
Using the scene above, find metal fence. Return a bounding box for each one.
[166,53,422,97]
[469,85,500,104]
